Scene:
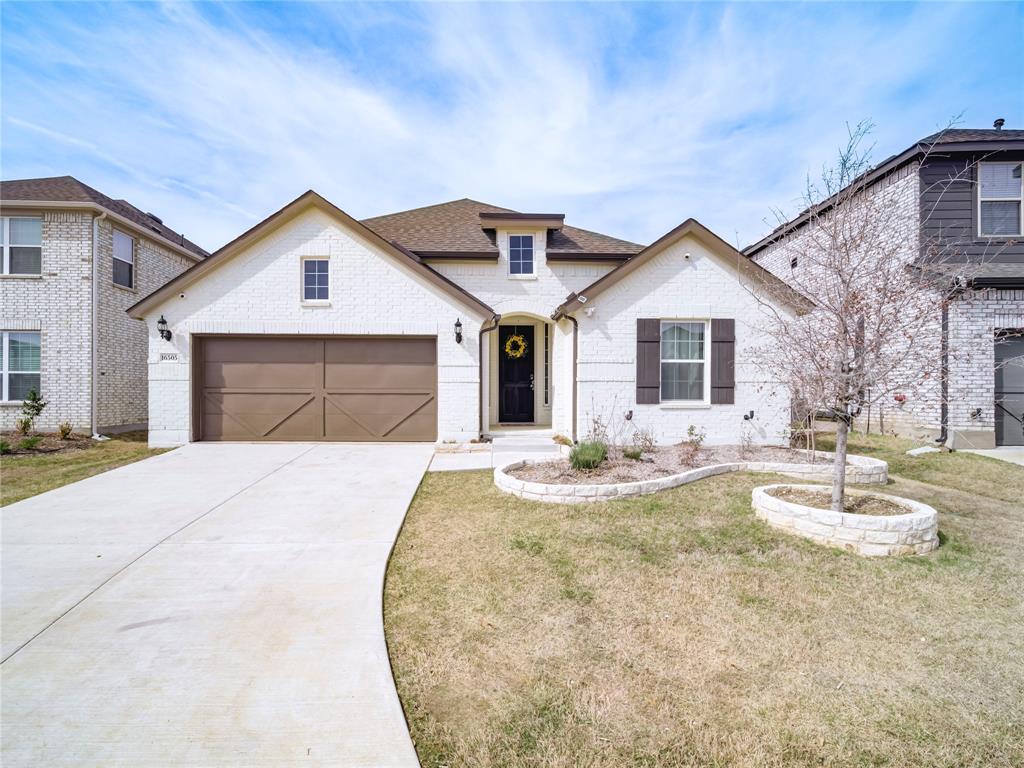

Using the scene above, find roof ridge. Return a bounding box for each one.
[558,221,643,250]
[361,197,516,222]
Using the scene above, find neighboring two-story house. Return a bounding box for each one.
[745,127,1024,448]
[0,176,208,435]
[128,193,805,448]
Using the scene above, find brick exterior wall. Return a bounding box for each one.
[752,160,1024,447]
[0,208,195,433]
[573,233,794,446]
[948,289,1024,446]
[95,218,193,429]
[751,163,945,440]
[434,230,616,433]
[141,208,487,447]
[0,210,93,430]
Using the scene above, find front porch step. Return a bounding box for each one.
[485,427,556,443]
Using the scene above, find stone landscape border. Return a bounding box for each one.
[751,484,939,557]
[493,451,887,505]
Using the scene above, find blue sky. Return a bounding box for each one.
[2,1,1022,251]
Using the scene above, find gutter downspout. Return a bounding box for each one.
[565,314,579,443]
[91,211,108,440]
[936,296,950,447]
[478,313,501,438]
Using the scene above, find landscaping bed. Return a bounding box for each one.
[1,430,94,456]
[508,444,845,484]
[766,484,905,515]
[385,433,1024,767]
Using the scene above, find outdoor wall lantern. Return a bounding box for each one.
[454,318,463,344]
[157,315,173,342]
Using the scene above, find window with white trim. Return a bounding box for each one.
[2,216,42,275]
[508,234,534,275]
[2,331,41,402]
[302,258,329,301]
[113,230,135,288]
[660,321,707,401]
[979,162,1023,236]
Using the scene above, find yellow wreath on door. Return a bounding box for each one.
[504,334,528,359]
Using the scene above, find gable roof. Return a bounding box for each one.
[553,218,812,319]
[744,127,1024,258]
[127,191,494,320]
[0,175,208,261]
[361,198,643,261]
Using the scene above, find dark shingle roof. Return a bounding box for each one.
[921,128,1024,144]
[0,176,208,259]
[362,198,642,258]
[744,127,1024,256]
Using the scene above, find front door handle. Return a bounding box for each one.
[530,373,535,391]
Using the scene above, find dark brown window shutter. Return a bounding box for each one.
[710,319,735,404]
[636,318,661,404]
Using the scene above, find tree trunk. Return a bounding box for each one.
[831,417,849,513]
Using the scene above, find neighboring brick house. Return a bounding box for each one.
[745,127,1024,448]
[0,176,208,434]
[128,192,805,448]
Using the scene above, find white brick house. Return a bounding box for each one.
[129,193,803,448]
[0,177,207,434]
[746,127,1024,449]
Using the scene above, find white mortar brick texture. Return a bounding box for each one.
[0,210,194,432]
[574,233,796,445]
[1,211,93,430]
[96,219,194,429]
[143,208,486,447]
[753,162,1024,447]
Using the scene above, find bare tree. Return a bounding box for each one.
[745,122,1002,512]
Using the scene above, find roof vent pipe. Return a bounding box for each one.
[993,118,1005,130]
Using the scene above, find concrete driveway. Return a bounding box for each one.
[1,442,432,767]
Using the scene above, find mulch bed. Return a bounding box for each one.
[508,445,844,485]
[1,431,94,457]
[766,486,907,516]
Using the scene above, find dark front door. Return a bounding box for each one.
[995,331,1024,446]
[499,325,535,423]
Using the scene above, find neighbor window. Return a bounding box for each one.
[509,234,534,275]
[113,230,135,288]
[660,321,707,401]
[2,216,42,275]
[979,162,1023,236]
[303,258,329,301]
[1,331,41,402]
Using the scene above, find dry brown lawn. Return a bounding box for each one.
[384,433,1024,767]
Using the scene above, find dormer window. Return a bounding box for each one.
[509,234,534,276]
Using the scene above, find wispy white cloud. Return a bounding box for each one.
[2,2,1020,251]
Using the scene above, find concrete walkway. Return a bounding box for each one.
[962,445,1024,466]
[1,442,431,767]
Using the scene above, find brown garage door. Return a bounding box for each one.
[194,336,437,442]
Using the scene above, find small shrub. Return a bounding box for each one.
[678,425,707,466]
[552,433,573,447]
[58,421,74,440]
[631,426,657,454]
[15,417,33,436]
[623,446,643,461]
[570,440,607,470]
[21,388,48,425]
[0,440,11,455]
[18,436,43,451]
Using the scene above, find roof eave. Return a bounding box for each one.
[0,198,205,262]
